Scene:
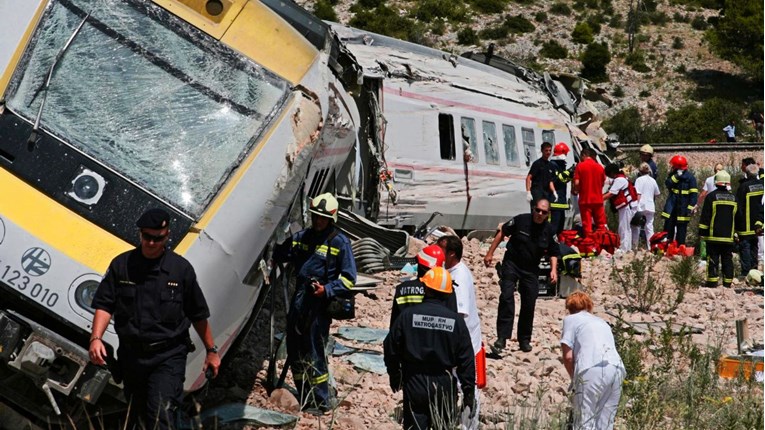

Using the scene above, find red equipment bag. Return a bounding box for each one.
[649,231,669,254]
[591,230,620,254]
[476,343,486,389]
[577,237,598,257]
[559,230,579,246]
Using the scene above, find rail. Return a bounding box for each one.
[619,142,763,152]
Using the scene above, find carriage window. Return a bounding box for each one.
[482,121,500,165]
[522,128,536,167]
[461,117,478,163]
[439,114,456,160]
[502,125,520,166]
[542,130,555,145]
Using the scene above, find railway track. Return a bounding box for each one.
[619,142,763,152]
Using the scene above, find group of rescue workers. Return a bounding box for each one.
[85,142,762,430]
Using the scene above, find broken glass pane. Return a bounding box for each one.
[5,0,288,217]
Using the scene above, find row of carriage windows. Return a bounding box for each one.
[438,113,555,167]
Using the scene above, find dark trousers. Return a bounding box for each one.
[287,287,331,408]
[739,236,760,275]
[706,242,734,287]
[497,259,539,343]
[663,216,688,245]
[550,209,565,235]
[402,372,457,430]
[118,343,187,430]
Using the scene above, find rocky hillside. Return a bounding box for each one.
[297,0,752,124]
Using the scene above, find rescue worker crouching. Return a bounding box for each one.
[384,267,476,430]
[390,244,457,326]
[698,171,737,288]
[662,155,698,245]
[273,193,357,414]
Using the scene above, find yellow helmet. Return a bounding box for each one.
[420,267,453,294]
[309,193,339,222]
[639,144,654,155]
[714,170,731,185]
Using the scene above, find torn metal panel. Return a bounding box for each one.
[197,403,298,427]
[335,326,389,344]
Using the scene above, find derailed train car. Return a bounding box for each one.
[0,0,362,424]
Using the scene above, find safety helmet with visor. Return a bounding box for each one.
[309,193,339,222]
[417,244,445,269]
[553,142,570,156]
[669,155,688,170]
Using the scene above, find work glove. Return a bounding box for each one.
[389,371,402,393]
[526,191,533,202]
[691,205,698,215]
[553,192,559,202]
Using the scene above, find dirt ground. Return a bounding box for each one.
[202,233,764,429]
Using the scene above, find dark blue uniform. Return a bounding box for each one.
[384,297,475,430]
[390,278,458,327]
[699,187,737,287]
[736,177,764,275]
[275,226,356,410]
[497,214,560,345]
[92,249,209,429]
[662,169,698,245]
[550,159,574,234]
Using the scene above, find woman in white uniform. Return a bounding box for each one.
[560,292,626,430]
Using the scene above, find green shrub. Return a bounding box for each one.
[626,50,652,73]
[639,89,651,97]
[478,24,509,39]
[549,2,572,15]
[608,13,623,27]
[586,14,603,33]
[354,0,384,8]
[611,253,686,313]
[413,0,468,23]
[314,0,338,20]
[612,85,625,97]
[534,10,548,22]
[690,14,708,30]
[580,41,610,81]
[669,256,704,291]
[430,20,446,35]
[540,40,568,58]
[571,21,594,43]
[457,27,480,45]
[504,14,536,33]
[649,10,670,25]
[468,0,509,13]
[349,5,426,43]
[672,11,689,22]
[603,106,655,143]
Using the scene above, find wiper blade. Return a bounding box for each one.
[28,12,90,150]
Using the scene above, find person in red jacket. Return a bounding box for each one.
[573,148,607,237]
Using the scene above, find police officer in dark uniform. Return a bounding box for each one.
[526,142,555,206]
[483,199,559,354]
[274,193,357,414]
[384,267,475,430]
[390,244,457,326]
[735,164,764,275]
[699,171,737,288]
[89,208,220,430]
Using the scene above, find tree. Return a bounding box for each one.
[706,0,764,82]
[571,22,595,44]
[580,42,611,82]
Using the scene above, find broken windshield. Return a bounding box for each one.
[5,0,289,217]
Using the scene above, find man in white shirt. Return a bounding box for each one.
[439,235,482,430]
[697,163,727,206]
[634,162,661,249]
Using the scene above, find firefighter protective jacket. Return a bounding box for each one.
[551,159,573,210]
[390,278,458,326]
[274,226,357,299]
[698,187,737,243]
[735,177,764,237]
[662,169,699,222]
[384,297,475,394]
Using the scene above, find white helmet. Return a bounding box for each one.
[639,144,654,155]
[309,193,339,222]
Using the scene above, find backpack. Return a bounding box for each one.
[591,230,620,255]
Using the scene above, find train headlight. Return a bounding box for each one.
[68,168,106,206]
[74,280,99,313]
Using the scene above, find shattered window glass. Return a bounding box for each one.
[522,128,536,167]
[460,117,478,163]
[5,0,289,217]
[502,124,519,166]
[542,130,555,145]
[482,121,499,165]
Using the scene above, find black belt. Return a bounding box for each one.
[121,336,187,354]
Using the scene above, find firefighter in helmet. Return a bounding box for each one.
[550,142,574,234]
[274,193,357,414]
[661,155,698,245]
[639,144,658,179]
[699,171,737,288]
